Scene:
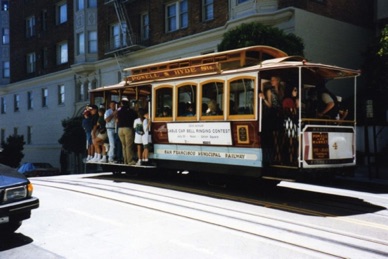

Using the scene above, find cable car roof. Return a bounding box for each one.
[124,45,288,74]
[235,60,361,80]
[91,46,360,93]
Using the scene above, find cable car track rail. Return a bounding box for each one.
[31,175,388,258]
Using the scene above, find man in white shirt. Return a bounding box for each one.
[104,101,117,162]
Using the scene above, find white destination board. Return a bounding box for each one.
[167,122,232,145]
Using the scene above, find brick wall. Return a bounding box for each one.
[98,0,229,59]
[9,0,74,83]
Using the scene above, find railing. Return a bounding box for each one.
[301,118,355,126]
[105,33,145,54]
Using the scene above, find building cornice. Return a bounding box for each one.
[1,69,75,94]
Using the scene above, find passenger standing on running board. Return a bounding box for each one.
[117,98,137,165]
[104,101,118,163]
[88,105,100,162]
[134,108,150,166]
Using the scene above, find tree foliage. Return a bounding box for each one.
[377,25,388,57]
[58,116,86,154]
[0,135,25,167]
[218,22,304,56]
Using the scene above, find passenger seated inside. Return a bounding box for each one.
[184,103,195,116]
[206,99,222,115]
[304,84,339,119]
[317,86,340,119]
[337,96,349,120]
[160,106,171,117]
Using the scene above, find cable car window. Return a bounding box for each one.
[201,81,224,116]
[177,84,196,117]
[155,86,173,118]
[229,78,254,115]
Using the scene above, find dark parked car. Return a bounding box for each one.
[0,163,39,234]
[19,162,60,177]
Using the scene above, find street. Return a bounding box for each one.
[1,173,388,259]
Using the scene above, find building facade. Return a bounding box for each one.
[0,0,377,168]
[0,1,10,87]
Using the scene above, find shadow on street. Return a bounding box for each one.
[0,233,33,251]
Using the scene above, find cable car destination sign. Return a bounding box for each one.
[127,63,221,83]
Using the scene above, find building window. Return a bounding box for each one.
[76,0,84,11]
[42,48,48,69]
[1,1,8,11]
[88,31,97,53]
[111,24,120,49]
[42,10,48,31]
[141,13,150,41]
[166,0,188,32]
[85,81,90,100]
[27,126,32,144]
[3,61,9,78]
[237,0,248,4]
[57,2,67,24]
[203,0,214,21]
[78,83,86,102]
[77,32,85,55]
[27,52,36,73]
[2,28,9,44]
[42,88,48,107]
[58,85,65,105]
[27,91,33,110]
[14,94,20,112]
[57,42,68,64]
[1,97,6,114]
[89,79,97,94]
[13,127,18,136]
[88,0,97,8]
[78,82,86,101]
[26,16,36,38]
[111,23,126,49]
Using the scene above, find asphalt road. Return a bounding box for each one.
[1,173,388,259]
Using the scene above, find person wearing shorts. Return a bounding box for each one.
[134,108,150,166]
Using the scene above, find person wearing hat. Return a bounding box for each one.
[117,98,137,165]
